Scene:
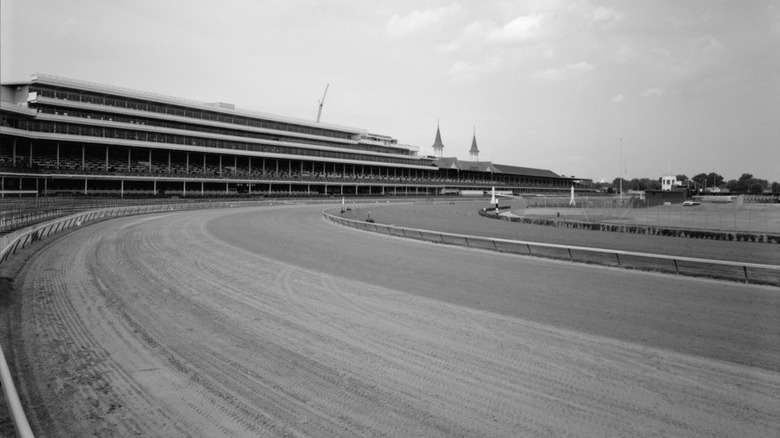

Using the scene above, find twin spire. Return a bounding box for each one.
[431,121,479,161]
[469,126,479,161]
[432,120,445,158]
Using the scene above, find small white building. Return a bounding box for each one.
[661,175,683,191]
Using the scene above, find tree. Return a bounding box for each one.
[692,173,708,187]
[643,178,661,190]
[706,172,724,187]
[612,177,629,192]
[729,173,768,193]
[772,182,780,193]
[749,181,765,194]
[692,172,723,189]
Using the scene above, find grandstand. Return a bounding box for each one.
[1,74,592,197]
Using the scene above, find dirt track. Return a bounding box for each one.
[2,204,779,437]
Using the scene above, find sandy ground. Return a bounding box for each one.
[1,204,779,437]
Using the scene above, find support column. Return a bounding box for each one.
[183,181,186,197]
[219,155,222,176]
[84,178,88,195]
[226,182,229,194]
[121,180,124,198]
[186,152,189,172]
[168,150,171,173]
[249,157,252,174]
[148,149,152,172]
[82,144,86,169]
[105,146,109,171]
[153,180,157,195]
[30,141,34,167]
[127,147,131,171]
[56,142,60,168]
[201,181,204,196]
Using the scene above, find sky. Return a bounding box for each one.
[2,0,778,183]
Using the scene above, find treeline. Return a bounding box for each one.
[600,172,779,194]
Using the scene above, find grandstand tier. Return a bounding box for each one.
[1,74,593,197]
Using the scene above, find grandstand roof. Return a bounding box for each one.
[431,157,563,178]
[492,164,563,179]
[432,157,500,173]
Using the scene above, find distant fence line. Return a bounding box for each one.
[322,209,780,287]
[478,210,780,244]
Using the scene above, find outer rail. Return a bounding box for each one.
[0,344,33,437]
[322,209,780,286]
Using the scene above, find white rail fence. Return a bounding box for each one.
[322,210,780,287]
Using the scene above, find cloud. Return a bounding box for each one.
[487,14,545,43]
[612,94,625,103]
[529,61,594,81]
[641,87,664,97]
[590,6,623,29]
[386,4,464,37]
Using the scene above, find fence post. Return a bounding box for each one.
[615,253,621,268]
[743,266,749,284]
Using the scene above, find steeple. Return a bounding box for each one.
[469,126,479,161]
[432,120,445,158]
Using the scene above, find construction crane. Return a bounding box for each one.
[316,83,329,123]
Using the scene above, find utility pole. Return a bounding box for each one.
[619,138,623,203]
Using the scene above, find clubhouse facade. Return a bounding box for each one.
[1,74,591,197]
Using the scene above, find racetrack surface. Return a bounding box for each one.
[3,204,780,437]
